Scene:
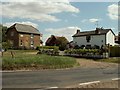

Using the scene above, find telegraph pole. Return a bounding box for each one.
[95,21,99,28]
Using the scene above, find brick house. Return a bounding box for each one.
[6,23,42,49]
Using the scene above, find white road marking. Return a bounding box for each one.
[112,78,120,81]
[49,87,58,88]
[79,81,100,86]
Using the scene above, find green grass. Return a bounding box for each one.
[2,50,78,70]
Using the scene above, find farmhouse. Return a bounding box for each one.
[6,23,42,49]
[72,28,115,48]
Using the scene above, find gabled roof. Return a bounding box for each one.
[72,28,115,37]
[8,23,40,34]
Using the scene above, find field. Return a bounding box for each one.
[2,50,78,70]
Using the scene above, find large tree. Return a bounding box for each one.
[56,37,69,51]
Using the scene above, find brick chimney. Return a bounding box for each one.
[95,28,100,34]
[76,29,80,34]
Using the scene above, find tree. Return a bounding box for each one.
[118,32,120,44]
[56,37,69,51]
[0,24,2,43]
[2,25,7,42]
[2,41,12,51]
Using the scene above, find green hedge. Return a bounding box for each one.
[65,49,99,55]
[36,46,59,50]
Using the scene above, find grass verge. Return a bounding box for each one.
[98,58,120,64]
[2,50,78,70]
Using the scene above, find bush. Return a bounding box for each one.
[65,49,99,55]
[36,46,59,50]
[2,41,12,51]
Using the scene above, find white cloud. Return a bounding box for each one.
[43,26,80,43]
[71,14,78,17]
[81,19,87,23]
[1,0,79,22]
[4,21,38,28]
[89,18,101,23]
[107,4,119,20]
[81,18,101,23]
[1,0,69,3]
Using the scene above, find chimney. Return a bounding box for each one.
[76,29,80,34]
[95,28,100,34]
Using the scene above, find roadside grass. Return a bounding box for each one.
[2,50,79,70]
[97,58,120,64]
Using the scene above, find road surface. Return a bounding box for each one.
[2,65,119,89]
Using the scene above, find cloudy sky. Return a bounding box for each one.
[0,0,119,44]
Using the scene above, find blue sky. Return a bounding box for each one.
[0,1,119,44]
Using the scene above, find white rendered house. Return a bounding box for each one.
[72,28,115,48]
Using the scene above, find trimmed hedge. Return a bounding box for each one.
[36,46,59,56]
[36,46,59,50]
[65,49,99,55]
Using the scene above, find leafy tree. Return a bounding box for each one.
[56,37,69,51]
[2,41,12,51]
[2,25,7,42]
[0,24,2,43]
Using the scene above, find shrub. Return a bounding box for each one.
[65,49,99,55]
[36,46,59,50]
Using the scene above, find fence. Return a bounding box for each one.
[110,46,120,57]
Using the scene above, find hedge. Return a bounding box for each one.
[36,46,59,50]
[65,49,99,55]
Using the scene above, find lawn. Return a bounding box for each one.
[2,50,78,70]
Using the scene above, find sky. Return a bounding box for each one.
[0,0,119,44]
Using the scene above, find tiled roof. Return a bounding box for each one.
[72,28,112,37]
[9,23,40,34]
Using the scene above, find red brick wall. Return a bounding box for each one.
[7,28,41,49]
[19,33,31,49]
[6,28,19,48]
[33,34,40,47]
[19,33,40,49]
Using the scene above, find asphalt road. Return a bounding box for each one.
[2,66,119,89]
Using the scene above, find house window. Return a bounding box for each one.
[31,34,34,38]
[31,41,34,47]
[20,34,23,37]
[11,31,14,36]
[101,40,103,42]
[86,35,91,43]
[20,40,23,46]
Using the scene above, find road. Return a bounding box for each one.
[2,65,119,89]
